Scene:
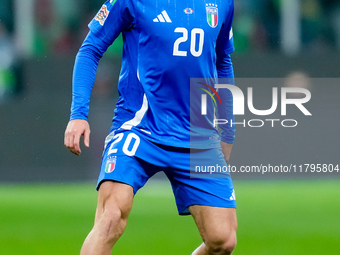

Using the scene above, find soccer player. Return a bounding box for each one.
[64,0,237,254]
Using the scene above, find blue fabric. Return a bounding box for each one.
[70,0,236,148]
[70,33,108,120]
[98,130,236,215]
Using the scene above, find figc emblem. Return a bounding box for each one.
[206,4,218,28]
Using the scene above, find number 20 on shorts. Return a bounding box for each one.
[108,133,141,156]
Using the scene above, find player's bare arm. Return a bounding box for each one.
[64,119,90,155]
[221,141,233,162]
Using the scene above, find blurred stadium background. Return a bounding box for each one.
[0,0,339,254]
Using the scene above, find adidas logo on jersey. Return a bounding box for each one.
[153,10,172,23]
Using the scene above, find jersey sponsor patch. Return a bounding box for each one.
[95,5,110,26]
[105,156,117,173]
[206,4,218,28]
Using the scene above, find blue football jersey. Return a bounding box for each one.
[71,0,235,149]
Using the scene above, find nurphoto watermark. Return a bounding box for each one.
[201,84,311,128]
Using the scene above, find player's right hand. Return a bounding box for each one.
[64,119,90,155]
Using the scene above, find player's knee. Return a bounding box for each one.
[97,206,127,243]
[95,182,133,243]
[205,230,237,255]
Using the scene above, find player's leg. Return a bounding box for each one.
[80,181,134,255]
[164,146,237,255]
[80,130,161,254]
[190,206,237,255]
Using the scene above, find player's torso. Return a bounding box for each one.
[134,0,232,82]
[114,0,233,147]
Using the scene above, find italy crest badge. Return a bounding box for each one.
[105,156,117,173]
[206,4,218,28]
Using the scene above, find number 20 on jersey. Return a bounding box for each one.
[173,28,204,57]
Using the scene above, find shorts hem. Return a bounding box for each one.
[96,179,136,194]
[178,202,237,216]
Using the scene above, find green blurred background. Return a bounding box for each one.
[0,0,340,254]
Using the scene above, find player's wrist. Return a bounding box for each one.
[220,135,235,144]
[69,114,88,122]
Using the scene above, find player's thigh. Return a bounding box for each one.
[189,205,237,243]
[95,181,134,223]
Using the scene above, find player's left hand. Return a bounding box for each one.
[64,119,90,155]
[221,141,233,162]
